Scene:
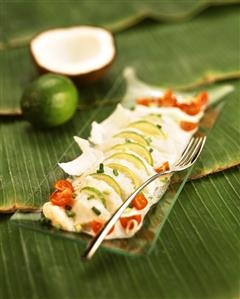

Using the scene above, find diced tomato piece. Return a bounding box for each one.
[180,121,198,131]
[107,225,115,235]
[54,179,74,192]
[136,97,153,106]
[91,221,115,235]
[120,215,142,229]
[154,161,170,173]
[131,193,148,210]
[158,90,177,107]
[196,91,208,106]
[177,103,201,116]
[50,189,73,207]
[91,221,103,235]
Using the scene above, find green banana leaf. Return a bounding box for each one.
[2,167,239,299]
[9,67,234,255]
[1,0,240,48]
[188,81,240,180]
[0,5,240,114]
[1,72,239,212]
[1,3,239,298]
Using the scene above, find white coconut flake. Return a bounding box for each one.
[58,136,103,176]
[90,104,133,144]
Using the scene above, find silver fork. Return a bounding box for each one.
[82,136,206,260]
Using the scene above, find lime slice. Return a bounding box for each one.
[113,130,149,146]
[21,73,78,128]
[143,113,162,123]
[106,163,140,188]
[105,152,149,174]
[80,186,106,207]
[127,120,165,137]
[90,173,122,199]
[111,142,153,166]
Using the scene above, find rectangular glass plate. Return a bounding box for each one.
[10,69,232,256]
[11,168,191,256]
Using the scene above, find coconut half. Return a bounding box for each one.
[30,26,116,83]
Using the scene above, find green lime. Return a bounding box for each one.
[21,73,78,128]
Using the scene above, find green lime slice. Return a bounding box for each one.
[113,130,149,146]
[105,152,149,174]
[143,113,162,123]
[128,120,165,138]
[111,142,153,166]
[80,186,106,207]
[90,173,122,199]
[106,163,140,188]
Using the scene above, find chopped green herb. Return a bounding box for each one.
[74,223,82,233]
[96,168,104,174]
[97,163,104,173]
[113,168,119,176]
[157,124,162,129]
[149,148,153,153]
[125,138,131,143]
[87,195,95,200]
[66,210,76,218]
[53,223,62,230]
[130,106,135,111]
[91,206,101,216]
[39,215,51,225]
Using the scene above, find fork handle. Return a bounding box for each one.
[82,169,171,260]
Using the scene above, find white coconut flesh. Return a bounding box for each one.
[31,26,115,75]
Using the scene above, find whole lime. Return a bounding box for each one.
[21,73,78,128]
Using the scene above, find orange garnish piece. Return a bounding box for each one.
[180,121,198,131]
[155,161,170,173]
[120,215,142,229]
[131,193,148,210]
